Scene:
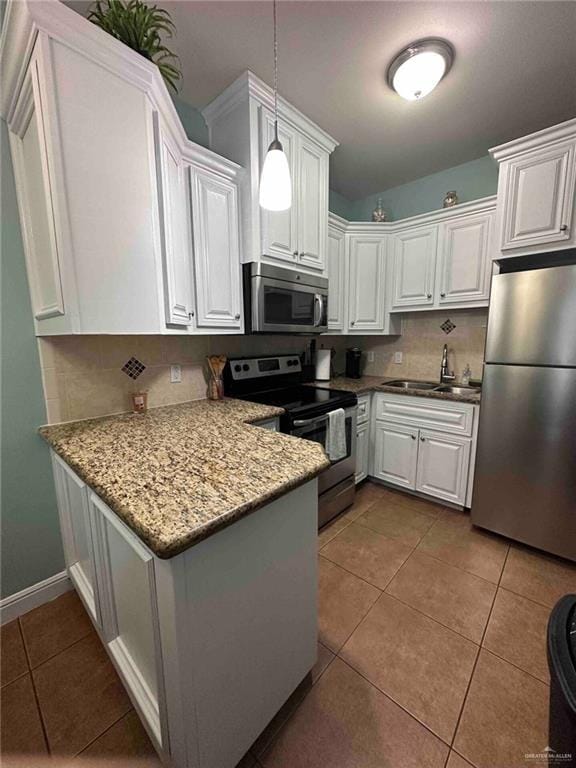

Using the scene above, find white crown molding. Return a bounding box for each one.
[0,0,241,180]
[490,118,576,162]
[337,195,497,233]
[328,211,348,231]
[0,570,72,625]
[202,70,339,154]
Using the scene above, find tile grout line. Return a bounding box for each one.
[17,617,52,757]
[20,626,95,675]
[446,543,513,764]
[72,707,136,759]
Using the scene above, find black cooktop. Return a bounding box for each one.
[239,385,357,415]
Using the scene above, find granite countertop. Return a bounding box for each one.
[40,399,330,559]
[311,375,481,404]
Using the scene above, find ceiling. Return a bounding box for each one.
[68,1,576,201]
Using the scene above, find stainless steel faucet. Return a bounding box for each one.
[440,344,456,383]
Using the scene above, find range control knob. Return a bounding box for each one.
[292,359,299,366]
[234,364,241,372]
[242,364,250,372]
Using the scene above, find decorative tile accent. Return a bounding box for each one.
[440,318,456,335]
[121,357,146,379]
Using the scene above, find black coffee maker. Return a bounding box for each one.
[345,347,362,379]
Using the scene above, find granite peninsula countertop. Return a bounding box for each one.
[40,398,330,559]
[310,375,481,404]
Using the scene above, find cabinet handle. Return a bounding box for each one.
[300,252,305,258]
[234,314,241,320]
[560,224,568,232]
[350,320,355,326]
[420,436,425,442]
[427,293,432,300]
[411,434,416,440]
[188,311,194,319]
[293,250,299,256]
[440,292,446,298]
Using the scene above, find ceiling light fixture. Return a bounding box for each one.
[259,0,292,211]
[387,38,454,101]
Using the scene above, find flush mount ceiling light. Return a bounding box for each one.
[387,38,454,101]
[259,0,292,211]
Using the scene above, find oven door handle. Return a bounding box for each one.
[313,294,322,327]
[292,414,329,428]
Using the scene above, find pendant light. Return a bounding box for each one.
[259,0,292,211]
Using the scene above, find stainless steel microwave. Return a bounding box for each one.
[243,262,328,334]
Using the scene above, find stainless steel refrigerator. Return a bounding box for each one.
[472,261,576,562]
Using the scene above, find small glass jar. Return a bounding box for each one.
[208,377,224,401]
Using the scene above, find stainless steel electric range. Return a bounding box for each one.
[224,354,358,527]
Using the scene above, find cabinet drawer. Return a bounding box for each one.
[373,393,475,437]
[357,394,371,425]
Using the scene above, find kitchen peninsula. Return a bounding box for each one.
[40,398,329,768]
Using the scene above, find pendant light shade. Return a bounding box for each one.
[259,125,292,211]
[259,0,292,212]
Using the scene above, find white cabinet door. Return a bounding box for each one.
[355,422,370,484]
[392,226,437,309]
[372,422,418,489]
[297,136,327,271]
[259,108,299,265]
[500,141,576,250]
[190,168,242,329]
[348,236,385,331]
[438,213,493,304]
[327,224,346,330]
[51,454,100,626]
[155,123,195,327]
[90,494,165,750]
[10,47,66,323]
[416,430,471,505]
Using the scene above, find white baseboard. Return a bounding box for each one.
[0,570,72,625]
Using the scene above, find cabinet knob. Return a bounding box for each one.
[420,436,425,442]
[440,292,446,298]
[350,320,355,326]
[293,250,299,256]
[300,252,305,258]
[234,313,241,320]
[411,434,416,440]
[560,224,568,232]
[188,311,194,319]
[427,293,432,300]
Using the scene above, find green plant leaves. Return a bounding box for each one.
[88,0,181,92]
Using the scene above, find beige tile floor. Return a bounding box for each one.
[2,481,576,768]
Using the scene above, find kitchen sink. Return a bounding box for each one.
[383,380,439,390]
[433,385,481,395]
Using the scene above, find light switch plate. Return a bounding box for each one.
[366,351,375,363]
[170,365,182,383]
[394,352,403,364]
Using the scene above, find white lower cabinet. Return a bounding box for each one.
[369,394,478,507]
[50,449,318,768]
[355,422,370,483]
[415,430,471,505]
[51,454,100,626]
[373,422,418,489]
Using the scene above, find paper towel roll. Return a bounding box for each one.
[315,349,331,381]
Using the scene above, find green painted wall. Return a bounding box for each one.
[172,95,209,148]
[1,119,65,598]
[346,156,499,222]
[328,189,355,220]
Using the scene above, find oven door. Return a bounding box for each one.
[253,275,328,333]
[291,407,357,493]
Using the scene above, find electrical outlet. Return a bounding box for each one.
[170,365,182,383]
[366,351,375,363]
[394,351,403,364]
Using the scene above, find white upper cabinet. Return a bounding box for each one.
[298,135,328,271]
[1,1,243,335]
[437,212,493,305]
[490,119,576,258]
[348,236,386,331]
[155,121,195,327]
[327,216,347,331]
[202,71,337,276]
[392,226,437,309]
[189,168,242,329]
[259,109,299,264]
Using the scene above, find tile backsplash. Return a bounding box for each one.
[360,309,488,382]
[38,334,351,424]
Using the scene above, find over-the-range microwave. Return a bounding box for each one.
[243,262,328,334]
